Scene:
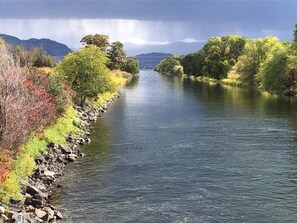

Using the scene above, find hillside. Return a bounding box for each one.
[0,34,72,59]
[135,52,172,69]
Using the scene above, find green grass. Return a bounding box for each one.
[43,106,81,144]
[0,106,80,203]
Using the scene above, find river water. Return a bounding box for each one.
[52,70,297,222]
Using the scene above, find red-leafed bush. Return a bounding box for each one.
[0,44,57,153]
[0,167,7,183]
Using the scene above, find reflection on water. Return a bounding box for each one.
[52,70,297,223]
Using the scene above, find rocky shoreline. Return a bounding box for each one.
[0,93,120,223]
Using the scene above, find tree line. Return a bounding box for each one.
[155,24,297,96]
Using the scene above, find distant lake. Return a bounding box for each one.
[52,70,297,222]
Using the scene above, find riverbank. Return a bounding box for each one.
[0,70,133,222]
[0,93,121,222]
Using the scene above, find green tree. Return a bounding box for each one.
[180,53,195,75]
[80,34,110,51]
[121,57,139,75]
[200,35,246,79]
[237,37,283,86]
[257,49,288,94]
[27,47,55,67]
[14,46,27,67]
[285,54,297,95]
[107,41,127,70]
[155,56,183,76]
[57,45,114,106]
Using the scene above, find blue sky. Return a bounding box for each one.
[0,0,296,55]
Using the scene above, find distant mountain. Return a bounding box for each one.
[126,41,205,57]
[135,52,172,69]
[0,34,72,60]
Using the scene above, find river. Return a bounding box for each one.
[51,70,297,222]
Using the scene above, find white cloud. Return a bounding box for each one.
[180,38,205,43]
[0,19,204,48]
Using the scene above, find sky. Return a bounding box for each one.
[0,0,296,55]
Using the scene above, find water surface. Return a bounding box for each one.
[52,70,297,223]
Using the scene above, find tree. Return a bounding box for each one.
[57,45,115,106]
[0,43,57,152]
[13,45,27,67]
[107,41,127,70]
[237,37,283,86]
[27,46,55,67]
[199,36,246,79]
[257,49,288,94]
[180,54,195,75]
[155,56,183,76]
[80,34,110,51]
[121,57,139,75]
[285,54,297,95]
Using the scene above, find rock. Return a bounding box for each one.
[67,154,78,162]
[43,169,56,178]
[25,205,35,212]
[0,206,5,214]
[56,156,66,164]
[60,145,72,154]
[35,209,47,219]
[1,214,8,222]
[55,210,63,220]
[25,197,45,208]
[79,139,85,145]
[26,184,48,200]
[34,216,43,222]
[43,207,55,221]
[35,156,45,164]
[79,153,86,157]
[47,142,57,148]
[6,211,18,221]
[49,205,56,210]
[22,212,35,223]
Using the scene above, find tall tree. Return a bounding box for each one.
[236,37,283,86]
[80,34,110,51]
[57,45,114,106]
[121,57,139,75]
[195,35,246,79]
[107,41,127,70]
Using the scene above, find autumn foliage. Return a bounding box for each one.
[0,44,59,184]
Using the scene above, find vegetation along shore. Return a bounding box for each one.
[0,34,139,222]
[155,24,297,96]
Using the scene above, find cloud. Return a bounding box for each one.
[0,19,207,48]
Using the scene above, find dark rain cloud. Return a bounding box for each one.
[0,0,296,53]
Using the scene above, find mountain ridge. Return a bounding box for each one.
[135,52,172,69]
[0,34,72,59]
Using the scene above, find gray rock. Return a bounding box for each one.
[43,207,55,221]
[1,213,8,221]
[43,169,56,178]
[7,211,18,221]
[35,209,47,219]
[55,211,63,220]
[80,153,86,157]
[0,206,5,214]
[67,154,78,162]
[60,145,72,154]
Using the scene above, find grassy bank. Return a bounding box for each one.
[0,70,130,204]
[183,74,244,87]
